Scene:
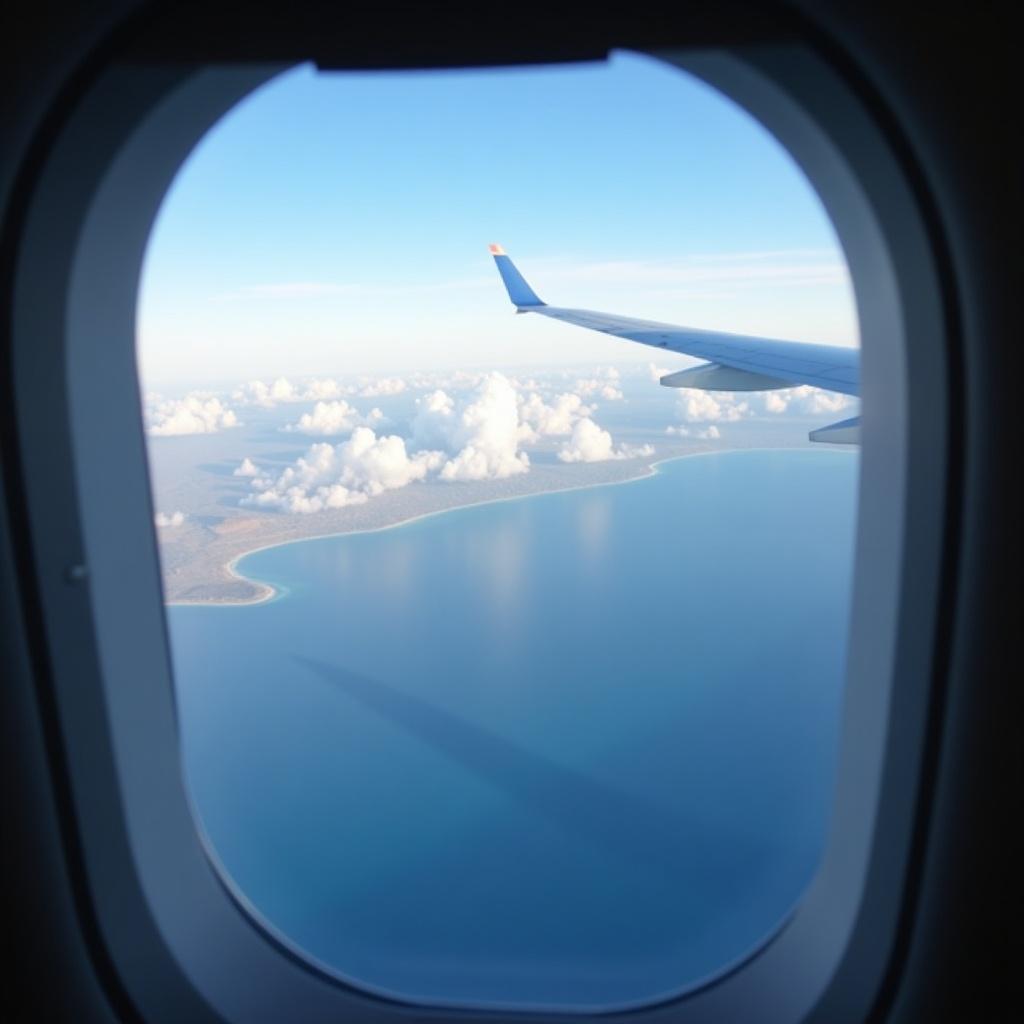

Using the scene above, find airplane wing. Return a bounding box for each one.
[489,244,860,442]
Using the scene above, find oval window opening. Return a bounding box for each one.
[137,51,860,1013]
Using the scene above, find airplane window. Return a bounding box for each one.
[137,53,859,1012]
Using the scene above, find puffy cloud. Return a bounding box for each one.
[154,510,185,527]
[441,370,486,391]
[355,376,406,398]
[437,374,530,481]
[338,428,443,494]
[558,419,614,462]
[762,385,853,415]
[233,377,344,407]
[507,375,543,392]
[284,400,385,436]
[405,371,448,392]
[412,374,531,482]
[233,380,273,407]
[666,424,721,439]
[558,418,654,463]
[233,377,299,407]
[575,366,625,401]
[676,388,750,423]
[147,393,239,436]
[303,378,344,400]
[269,377,298,402]
[236,370,657,514]
[517,391,592,439]
[410,389,456,449]
[648,362,672,382]
[404,368,487,395]
[233,379,286,407]
[243,429,443,514]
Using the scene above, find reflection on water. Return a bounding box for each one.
[461,511,529,620]
[575,491,614,569]
[168,450,858,1011]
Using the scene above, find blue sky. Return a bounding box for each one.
[137,51,857,387]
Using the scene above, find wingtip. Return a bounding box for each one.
[489,244,545,307]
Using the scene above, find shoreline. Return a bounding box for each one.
[166,445,854,609]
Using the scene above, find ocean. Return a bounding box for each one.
[167,448,858,1011]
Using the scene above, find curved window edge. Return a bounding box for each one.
[8,31,951,1024]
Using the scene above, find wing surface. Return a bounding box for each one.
[488,244,859,398]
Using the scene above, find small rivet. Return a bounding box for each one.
[64,564,89,583]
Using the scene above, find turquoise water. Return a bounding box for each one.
[167,449,858,1011]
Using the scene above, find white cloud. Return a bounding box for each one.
[517,391,592,439]
[676,388,750,423]
[270,377,298,402]
[235,370,660,514]
[507,375,543,392]
[233,378,293,407]
[582,381,623,401]
[235,377,301,407]
[338,428,443,494]
[666,424,721,439]
[410,389,457,449]
[558,418,654,463]
[437,374,530,481]
[242,429,443,514]
[233,377,345,407]
[762,385,853,415]
[303,378,344,400]
[154,510,185,527]
[410,374,531,482]
[413,369,484,393]
[284,400,385,436]
[147,393,239,436]
[558,419,614,462]
[647,362,672,382]
[233,380,273,407]
[355,376,407,398]
[575,366,625,401]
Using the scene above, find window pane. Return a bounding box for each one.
[139,53,859,1011]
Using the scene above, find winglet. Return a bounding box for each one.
[489,244,545,308]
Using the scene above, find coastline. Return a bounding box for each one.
[168,454,668,608]
[165,444,853,609]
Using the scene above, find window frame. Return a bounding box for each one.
[7,30,952,1024]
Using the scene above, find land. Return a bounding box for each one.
[147,377,834,606]
[157,446,701,605]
